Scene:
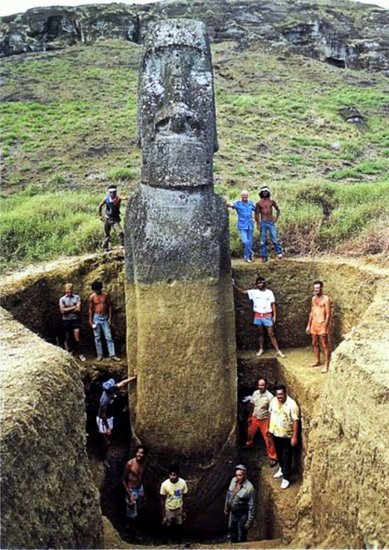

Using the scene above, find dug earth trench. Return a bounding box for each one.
[0,252,388,548]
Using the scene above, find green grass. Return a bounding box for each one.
[0,189,102,270]
[1,39,388,269]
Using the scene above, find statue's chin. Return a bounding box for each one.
[142,137,213,188]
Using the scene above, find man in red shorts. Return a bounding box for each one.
[306,280,332,373]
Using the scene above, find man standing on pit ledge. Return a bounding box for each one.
[227,190,256,262]
[98,185,124,252]
[224,464,255,543]
[233,276,285,358]
[122,445,148,524]
[268,384,299,490]
[59,282,85,361]
[255,185,283,262]
[306,280,332,373]
[88,279,120,362]
[245,377,278,467]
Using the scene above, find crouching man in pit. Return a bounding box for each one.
[97,374,136,467]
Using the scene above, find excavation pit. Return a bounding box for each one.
[1,253,388,548]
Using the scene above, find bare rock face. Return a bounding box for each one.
[0,307,103,549]
[0,0,388,72]
[125,19,237,528]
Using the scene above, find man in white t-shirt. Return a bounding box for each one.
[233,276,285,357]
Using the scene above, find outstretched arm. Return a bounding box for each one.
[98,198,106,219]
[232,279,249,294]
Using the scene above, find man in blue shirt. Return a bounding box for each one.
[227,190,256,262]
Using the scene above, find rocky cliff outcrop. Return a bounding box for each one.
[0,307,103,549]
[1,0,388,72]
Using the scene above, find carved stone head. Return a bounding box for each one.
[138,19,218,188]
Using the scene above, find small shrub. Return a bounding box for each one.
[107,167,135,181]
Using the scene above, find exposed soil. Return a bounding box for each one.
[1,254,388,549]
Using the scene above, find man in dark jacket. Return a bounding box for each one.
[224,464,255,543]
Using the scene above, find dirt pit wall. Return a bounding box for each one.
[0,252,126,355]
[0,307,103,549]
[293,267,389,549]
[232,258,380,350]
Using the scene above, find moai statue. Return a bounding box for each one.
[125,19,237,526]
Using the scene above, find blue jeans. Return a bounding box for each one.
[238,227,254,260]
[260,221,282,258]
[92,314,116,357]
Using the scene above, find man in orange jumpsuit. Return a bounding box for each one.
[306,280,332,373]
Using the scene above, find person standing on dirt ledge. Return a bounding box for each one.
[88,279,120,362]
[244,377,278,467]
[97,375,136,467]
[122,445,148,525]
[59,282,85,361]
[224,464,255,543]
[268,384,299,490]
[232,276,285,358]
[306,280,332,373]
[227,190,256,262]
[98,185,125,252]
[255,185,283,263]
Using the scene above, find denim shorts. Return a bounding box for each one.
[253,316,273,327]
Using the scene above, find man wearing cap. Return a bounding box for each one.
[98,184,125,252]
[227,190,256,262]
[224,464,255,543]
[255,186,283,262]
[97,374,136,465]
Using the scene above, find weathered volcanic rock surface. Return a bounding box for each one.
[1,0,388,71]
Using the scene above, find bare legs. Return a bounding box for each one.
[310,334,331,372]
[257,325,284,357]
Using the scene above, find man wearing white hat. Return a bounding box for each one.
[255,186,283,262]
[98,184,125,252]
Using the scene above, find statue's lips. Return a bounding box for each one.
[154,133,202,144]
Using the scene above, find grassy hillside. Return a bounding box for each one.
[1,39,388,270]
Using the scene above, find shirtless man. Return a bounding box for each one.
[255,186,283,262]
[88,279,120,361]
[306,280,332,373]
[122,445,148,522]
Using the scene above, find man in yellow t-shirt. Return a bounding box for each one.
[160,465,188,527]
[268,384,299,490]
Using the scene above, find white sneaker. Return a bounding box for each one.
[280,478,290,489]
[256,349,264,357]
[78,354,86,362]
[277,350,285,358]
[273,467,283,479]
